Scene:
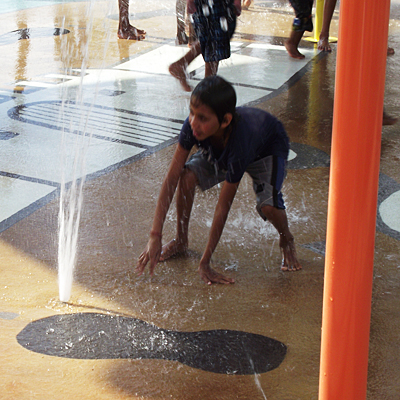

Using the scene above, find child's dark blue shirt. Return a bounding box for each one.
[178,107,289,183]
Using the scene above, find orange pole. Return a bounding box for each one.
[319,0,390,399]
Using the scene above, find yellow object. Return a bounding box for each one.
[304,0,338,43]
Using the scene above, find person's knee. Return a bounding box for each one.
[260,204,276,220]
[180,167,198,189]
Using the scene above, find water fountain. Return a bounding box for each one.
[57,0,112,302]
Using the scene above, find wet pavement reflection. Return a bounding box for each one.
[1,1,400,399]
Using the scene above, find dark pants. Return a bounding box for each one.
[289,0,314,32]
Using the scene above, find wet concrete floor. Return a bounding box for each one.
[1,1,400,399]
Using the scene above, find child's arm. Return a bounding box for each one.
[198,180,240,284]
[136,144,190,276]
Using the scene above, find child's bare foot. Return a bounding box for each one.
[318,37,332,52]
[280,237,302,271]
[242,0,252,10]
[284,39,305,59]
[118,25,146,40]
[159,239,187,261]
[198,262,235,285]
[169,62,192,92]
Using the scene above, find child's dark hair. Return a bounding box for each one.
[191,76,237,125]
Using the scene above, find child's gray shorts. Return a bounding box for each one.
[185,152,286,220]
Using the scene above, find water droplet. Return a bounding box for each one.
[202,5,210,16]
[220,17,228,32]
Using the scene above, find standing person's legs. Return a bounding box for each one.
[318,0,337,52]
[176,0,188,44]
[205,61,219,77]
[284,30,306,59]
[169,41,202,92]
[285,0,313,59]
[118,0,146,40]
[201,2,236,77]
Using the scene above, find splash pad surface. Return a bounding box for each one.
[1,1,400,399]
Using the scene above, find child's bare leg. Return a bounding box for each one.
[284,30,305,59]
[318,0,336,51]
[160,168,197,260]
[176,0,188,44]
[169,41,201,92]
[261,205,302,271]
[118,0,146,40]
[205,61,219,77]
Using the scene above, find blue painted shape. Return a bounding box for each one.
[17,313,287,375]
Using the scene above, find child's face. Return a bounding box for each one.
[189,101,224,141]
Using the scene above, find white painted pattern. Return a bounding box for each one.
[0,40,318,231]
[379,191,400,232]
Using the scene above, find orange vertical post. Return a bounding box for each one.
[318,0,390,399]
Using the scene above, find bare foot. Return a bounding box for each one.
[383,111,398,126]
[284,40,305,59]
[118,25,146,40]
[387,47,395,56]
[198,263,235,285]
[169,62,192,92]
[242,0,252,10]
[159,239,187,261]
[280,237,302,271]
[318,37,332,52]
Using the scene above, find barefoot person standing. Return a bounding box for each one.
[169,0,241,91]
[117,0,146,40]
[136,76,301,285]
[284,0,313,59]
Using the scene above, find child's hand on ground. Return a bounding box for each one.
[198,261,235,285]
[136,236,162,276]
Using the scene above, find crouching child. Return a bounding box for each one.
[136,76,301,284]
